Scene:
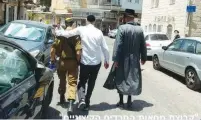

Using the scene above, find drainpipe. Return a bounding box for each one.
[188,0,193,37]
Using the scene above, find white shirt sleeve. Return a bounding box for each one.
[60,27,81,38]
[100,32,110,63]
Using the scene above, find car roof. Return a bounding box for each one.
[179,37,201,42]
[11,20,50,28]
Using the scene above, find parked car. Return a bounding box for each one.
[0,20,55,65]
[0,35,54,119]
[108,29,117,38]
[145,32,172,57]
[153,37,201,90]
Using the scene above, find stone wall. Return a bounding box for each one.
[141,0,188,39]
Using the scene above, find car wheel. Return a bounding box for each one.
[39,86,52,119]
[153,55,161,70]
[185,68,201,90]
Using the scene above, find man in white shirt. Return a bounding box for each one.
[56,15,110,111]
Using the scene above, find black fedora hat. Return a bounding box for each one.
[124,9,135,17]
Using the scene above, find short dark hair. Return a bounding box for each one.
[87,15,96,23]
[174,30,179,33]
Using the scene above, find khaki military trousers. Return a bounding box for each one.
[57,59,78,100]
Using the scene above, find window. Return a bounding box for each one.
[157,25,163,32]
[0,44,33,95]
[151,0,159,8]
[151,0,154,8]
[149,24,152,32]
[170,0,175,5]
[145,26,147,32]
[153,24,156,32]
[155,0,159,8]
[180,40,196,53]
[167,39,183,51]
[196,42,201,54]
[145,35,149,41]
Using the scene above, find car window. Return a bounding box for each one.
[196,42,201,54]
[180,40,196,53]
[167,39,183,51]
[0,23,45,42]
[0,44,33,95]
[149,34,169,40]
[145,35,149,41]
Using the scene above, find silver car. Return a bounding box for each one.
[145,32,172,57]
[153,37,201,90]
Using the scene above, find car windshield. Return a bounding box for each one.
[0,44,30,95]
[149,34,169,40]
[0,23,45,42]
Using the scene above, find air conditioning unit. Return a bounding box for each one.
[2,0,8,3]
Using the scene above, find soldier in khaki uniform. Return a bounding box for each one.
[50,17,82,114]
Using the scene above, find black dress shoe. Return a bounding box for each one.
[127,101,132,109]
[116,102,124,108]
[68,100,74,115]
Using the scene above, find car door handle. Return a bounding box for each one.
[186,57,190,58]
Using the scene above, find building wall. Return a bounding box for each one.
[121,0,142,13]
[141,0,188,39]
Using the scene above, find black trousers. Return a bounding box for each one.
[77,63,101,105]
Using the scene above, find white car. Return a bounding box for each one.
[153,37,201,90]
[144,32,172,57]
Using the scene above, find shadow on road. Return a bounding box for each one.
[129,100,153,111]
[90,100,153,112]
[147,56,152,61]
[46,107,62,119]
[90,102,116,111]
[160,68,185,85]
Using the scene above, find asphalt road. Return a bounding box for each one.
[47,37,201,119]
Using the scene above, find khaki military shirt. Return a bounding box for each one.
[52,35,81,60]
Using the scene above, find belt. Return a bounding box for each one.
[60,57,80,64]
[60,57,76,60]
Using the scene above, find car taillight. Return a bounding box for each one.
[146,43,151,46]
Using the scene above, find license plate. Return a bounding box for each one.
[34,86,45,98]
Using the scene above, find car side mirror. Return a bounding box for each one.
[162,46,168,50]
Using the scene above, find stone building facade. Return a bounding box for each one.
[141,0,201,39]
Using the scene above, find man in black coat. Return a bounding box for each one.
[112,9,147,109]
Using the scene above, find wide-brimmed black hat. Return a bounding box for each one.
[124,9,135,17]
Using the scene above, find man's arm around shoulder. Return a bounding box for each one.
[56,27,81,38]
